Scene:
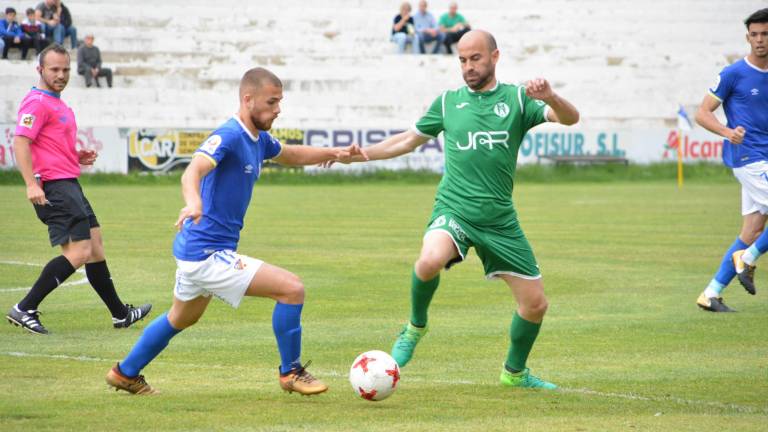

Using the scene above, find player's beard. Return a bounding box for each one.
[43,74,68,93]
[251,114,274,131]
[463,66,494,91]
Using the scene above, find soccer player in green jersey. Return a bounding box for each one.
[340,30,579,389]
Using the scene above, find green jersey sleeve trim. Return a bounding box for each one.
[515,84,551,122]
[517,85,525,114]
[412,124,436,139]
[441,91,446,118]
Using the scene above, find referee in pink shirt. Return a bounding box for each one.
[6,44,152,335]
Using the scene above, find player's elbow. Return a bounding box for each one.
[694,107,708,128]
[560,110,579,126]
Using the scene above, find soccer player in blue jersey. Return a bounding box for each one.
[104,67,366,395]
[695,8,768,312]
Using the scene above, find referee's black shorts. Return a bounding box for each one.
[33,179,100,247]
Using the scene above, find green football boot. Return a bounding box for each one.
[500,367,558,390]
[391,322,428,367]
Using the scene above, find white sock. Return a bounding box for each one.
[741,245,760,266]
[703,279,725,298]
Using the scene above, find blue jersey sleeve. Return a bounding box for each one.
[709,66,736,103]
[195,131,234,166]
[261,132,282,160]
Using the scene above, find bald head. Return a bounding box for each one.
[458,29,497,53]
[458,30,498,52]
[457,30,499,91]
[239,67,282,100]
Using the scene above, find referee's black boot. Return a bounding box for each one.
[6,305,49,335]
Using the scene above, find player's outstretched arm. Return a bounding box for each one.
[525,78,579,125]
[695,94,745,144]
[273,143,368,166]
[175,155,214,230]
[342,130,431,163]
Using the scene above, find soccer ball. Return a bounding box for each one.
[349,350,400,401]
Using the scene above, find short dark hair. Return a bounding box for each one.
[745,8,768,28]
[239,67,282,97]
[38,44,70,66]
[5,7,16,14]
[26,8,35,15]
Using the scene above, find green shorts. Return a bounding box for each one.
[425,206,540,279]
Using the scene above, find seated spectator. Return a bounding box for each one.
[1,7,30,60]
[391,2,419,54]
[439,2,471,54]
[21,7,49,55]
[413,0,444,54]
[78,34,112,88]
[36,0,77,48]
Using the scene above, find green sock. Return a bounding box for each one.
[410,270,440,328]
[505,312,542,372]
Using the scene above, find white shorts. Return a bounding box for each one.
[733,161,768,216]
[174,250,263,308]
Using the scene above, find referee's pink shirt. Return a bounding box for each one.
[15,87,79,181]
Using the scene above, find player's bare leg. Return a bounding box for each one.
[498,275,556,389]
[167,294,212,330]
[245,263,327,395]
[106,295,211,395]
[392,231,459,367]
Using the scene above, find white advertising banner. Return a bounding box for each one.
[0,123,726,175]
[308,125,725,173]
[0,123,127,174]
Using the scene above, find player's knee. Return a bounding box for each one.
[65,245,91,268]
[532,297,549,316]
[415,256,443,280]
[522,297,548,318]
[281,274,305,304]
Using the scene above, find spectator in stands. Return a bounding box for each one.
[391,2,419,54]
[78,34,112,88]
[413,0,444,54]
[439,2,470,55]
[1,7,30,60]
[36,0,77,48]
[22,7,49,56]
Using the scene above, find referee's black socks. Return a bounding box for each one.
[85,261,129,319]
[18,255,76,311]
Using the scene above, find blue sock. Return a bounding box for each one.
[713,237,748,286]
[119,313,181,378]
[273,302,303,375]
[752,229,768,255]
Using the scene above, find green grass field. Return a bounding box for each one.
[0,179,766,431]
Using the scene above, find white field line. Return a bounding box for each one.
[2,351,765,415]
[0,260,88,292]
[559,388,767,415]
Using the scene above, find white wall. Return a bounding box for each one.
[0,0,763,131]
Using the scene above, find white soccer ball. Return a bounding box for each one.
[349,350,400,401]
